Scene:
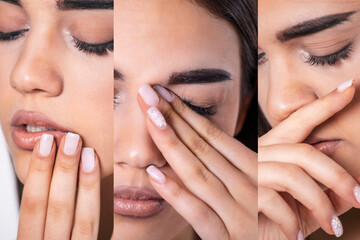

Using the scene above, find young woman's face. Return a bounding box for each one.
[0,0,114,182]
[258,1,360,175]
[114,0,243,238]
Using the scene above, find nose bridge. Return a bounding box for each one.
[10,25,63,96]
[115,101,166,168]
[266,56,317,122]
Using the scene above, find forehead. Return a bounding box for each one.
[114,0,240,84]
[259,0,360,41]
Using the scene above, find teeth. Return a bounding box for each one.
[25,125,55,133]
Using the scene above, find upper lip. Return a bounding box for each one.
[114,186,163,201]
[11,110,67,131]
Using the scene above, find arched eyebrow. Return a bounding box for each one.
[56,0,113,10]
[168,68,232,85]
[0,0,21,7]
[277,11,356,42]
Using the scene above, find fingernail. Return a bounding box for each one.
[297,230,303,240]
[81,148,95,173]
[138,84,159,106]
[337,78,354,92]
[331,215,343,237]
[147,106,167,129]
[354,185,360,203]
[39,134,54,157]
[153,85,173,102]
[146,165,166,183]
[63,132,80,156]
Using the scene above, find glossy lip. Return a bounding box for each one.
[303,136,342,157]
[11,110,68,150]
[114,185,167,218]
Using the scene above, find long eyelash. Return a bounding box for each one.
[0,29,29,41]
[257,52,268,65]
[306,43,352,66]
[182,99,217,116]
[72,36,113,56]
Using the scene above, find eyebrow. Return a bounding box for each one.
[0,0,21,7]
[168,68,232,85]
[114,70,123,81]
[277,11,356,42]
[56,0,113,10]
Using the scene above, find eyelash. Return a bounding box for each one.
[304,43,352,66]
[72,36,113,56]
[0,29,29,41]
[182,99,217,116]
[0,29,112,56]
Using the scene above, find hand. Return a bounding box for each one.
[258,79,360,240]
[17,133,101,240]
[137,84,257,240]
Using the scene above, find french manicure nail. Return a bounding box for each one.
[39,134,53,157]
[331,215,343,237]
[147,106,167,129]
[297,230,303,240]
[354,185,360,204]
[146,165,166,183]
[153,85,173,102]
[81,148,95,173]
[138,84,159,106]
[337,78,354,92]
[64,132,80,156]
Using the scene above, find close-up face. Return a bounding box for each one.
[258,0,360,175]
[114,0,243,239]
[0,0,114,182]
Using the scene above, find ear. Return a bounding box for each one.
[234,93,254,136]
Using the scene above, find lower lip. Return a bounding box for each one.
[11,126,66,150]
[312,140,341,157]
[114,197,167,218]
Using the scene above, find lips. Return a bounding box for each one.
[303,136,342,157]
[114,186,167,218]
[11,110,68,150]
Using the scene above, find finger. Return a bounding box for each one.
[44,133,82,239]
[146,165,229,240]
[260,79,355,146]
[72,148,100,240]
[154,85,257,181]
[258,187,300,240]
[17,134,56,240]
[260,144,360,209]
[259,162,341,236]
[137,84,256,204]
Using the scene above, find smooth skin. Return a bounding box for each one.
[18,134,101,239]
[137,86,257,240]
[258,82,360,239]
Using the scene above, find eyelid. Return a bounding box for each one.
[181,97,217,116]
[71,34,113,56]
[0,29,29,41]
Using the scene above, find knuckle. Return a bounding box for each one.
[193,205,211,222]
[161,107,176,124]
[79,178,98,191]
[21,195,45,212]
[188,165,211,184]
[74,218,95,237]
[189,136,209,155]
[163,134,180,148]
[168,183,183,198]
[48,198,71,218]
[202,120,223,140]
[57,158,78,173]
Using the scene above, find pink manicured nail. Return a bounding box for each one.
[331,215,343,237]
[81,148,95,173]
[146,165,166,183]
[354,185,360,203]
[337,78,354,92]
[147,106,167,129]
[153,85,173,102]
[64,132,80,156]
[138,84,159,106]
[297,230,303,240]
[39,134,53,157]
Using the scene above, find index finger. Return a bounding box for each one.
[259,79,355,146]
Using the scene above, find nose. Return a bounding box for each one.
[10,29,63,96]
[266,57,317,123]
[115,103,166,169]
